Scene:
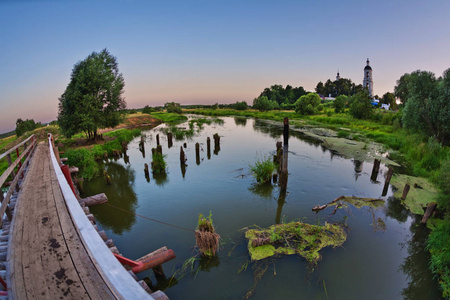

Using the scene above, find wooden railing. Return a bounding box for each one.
[0,135,37,228]
[47,134,154,299]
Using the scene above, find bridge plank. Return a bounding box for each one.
[50,159,115,299]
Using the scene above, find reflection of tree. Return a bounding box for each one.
[84,162,137,235]
[384,196,410,223]
[400,216,442,299]
[234,117,247,127]
[275,189,287,224]
[248,183,274,200]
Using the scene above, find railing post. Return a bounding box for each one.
[0,190,12,221]
[6,153,19,192]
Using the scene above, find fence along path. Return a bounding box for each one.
[6,140,153,299]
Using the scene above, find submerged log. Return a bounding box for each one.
[312,204,327,212]
[421,202,437,224]
[80,193,108,206]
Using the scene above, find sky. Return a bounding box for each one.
[1,0,450,133]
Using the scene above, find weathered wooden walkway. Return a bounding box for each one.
[8,142,118,298]
[5,141,157,299]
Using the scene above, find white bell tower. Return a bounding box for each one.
[363,58,373,97]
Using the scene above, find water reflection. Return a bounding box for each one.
[84,162,137,235]
[384,196,409,223]
[275,189,287,224]
[153,172,168,186]
[353,159,363,181]
[400,216,442,300]
[234,117,247,127]
[248,183,274,200]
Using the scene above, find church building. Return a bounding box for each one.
[363,58,373,97]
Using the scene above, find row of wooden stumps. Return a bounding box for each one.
[370,158,436,224]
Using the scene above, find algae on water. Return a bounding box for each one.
[245,222,347,264]
[390,174,440,215]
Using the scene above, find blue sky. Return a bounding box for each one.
[1,0,449,133]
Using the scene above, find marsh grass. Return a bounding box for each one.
[250,156,276,183]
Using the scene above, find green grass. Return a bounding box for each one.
[250,156,276,183]
[150,112,188,123]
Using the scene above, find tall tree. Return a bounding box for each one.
[382,92,397,110]
[58,49,126,139]
[394,73,411,104]
[402,69,450,145]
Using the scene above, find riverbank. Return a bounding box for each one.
[187,108,449,298]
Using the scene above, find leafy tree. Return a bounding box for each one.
[333,95,347,113]
[142,105,154,114]
[349,91,373,119]
[381,92,396,110]
[258,84,307,105]
[164,102,182,114]
[253,96,276,111]
[316,78,363,97]
[394,73,411,104]
[402,69,450,145]
[15,118,41,137]
[295,93,321,115]
[233,101,248,110]
[58,49,126,139]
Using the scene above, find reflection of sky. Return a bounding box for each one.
[82,116,440,298]
[2,1,450,132]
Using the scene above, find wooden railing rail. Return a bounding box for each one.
[47,134,153,299]
[0,135,36,228]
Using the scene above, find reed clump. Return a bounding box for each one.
[195,212,220,257]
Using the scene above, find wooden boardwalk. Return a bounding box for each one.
[8,142,117,299]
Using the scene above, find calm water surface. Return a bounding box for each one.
[83,117,441,300]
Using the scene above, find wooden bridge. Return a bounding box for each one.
[0,135,170,299]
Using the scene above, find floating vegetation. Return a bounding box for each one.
[390,174,440,215]
[245,221,347,264]
[195,212,220,257]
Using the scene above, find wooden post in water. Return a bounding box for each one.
[167,133,173,148]
[401,183,410,200]
[156,134,160,146]
[180,146,186,164]
[283,117,289,146]
[382,167,394,196]
[370,159,381,182]
[279,118,289,190]
[144,163,150,181]
[183,143,187,148]
[139,136,146,158]
[213,134,220,155]
[156,145,163,155]
[195,143,200,165]
[207,137,211,160]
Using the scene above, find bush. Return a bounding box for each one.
[295,93,321,115]
[427,219,450,298]
[350,92,373,119]
[65,148,99,180]
[250,157,276,183]
[165,102,182,114]
[233,101,248,111]
[142,105,154,114]
[334,95,347,113]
